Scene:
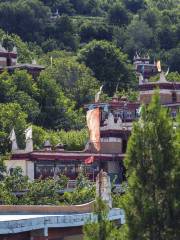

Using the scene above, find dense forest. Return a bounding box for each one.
[0,0,179,154]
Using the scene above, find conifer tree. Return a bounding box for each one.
[120,93,179,240]
[83,198,120,240]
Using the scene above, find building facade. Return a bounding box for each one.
[0,44,45,78]
[5,71,180,185]
[133,53,158,79]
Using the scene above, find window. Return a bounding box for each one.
[172,92,177,103]
[122,139,127,153]
[10,168,14,175]
[7,57,12,66]
[171,110,177,118]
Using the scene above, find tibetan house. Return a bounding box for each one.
[6,72,180,185]
[0,44,45,78]
[133,53,158,79]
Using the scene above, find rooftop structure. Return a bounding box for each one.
[139,72,180,113]
[0,208,124,239]
[5,66,180,186]
[133,52,158,79]
[0,171,124,239]
[0,43,45,78]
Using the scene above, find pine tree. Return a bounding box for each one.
[120,93,179,240]
[83,198,120,240]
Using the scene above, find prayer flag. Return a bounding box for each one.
[157,60,161,72]
[86,108,101,152]
[9,128,16,142]
[24,126,32,140]
[85,156,94,164]
[141,64,145,75]
[103,105,109,112]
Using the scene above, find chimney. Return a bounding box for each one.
[43,140,52,151]
[55,143,65,152]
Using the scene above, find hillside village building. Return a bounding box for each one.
[0,44,45,78]
[5,68,180,185]
[133,53,158,79]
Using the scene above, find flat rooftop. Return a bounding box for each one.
[0,209,125,234]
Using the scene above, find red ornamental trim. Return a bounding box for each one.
[0,52,17,58]
[11,152,124,162]
[84,102,140,110]
[85,156,94,164]
[139,83,180,91]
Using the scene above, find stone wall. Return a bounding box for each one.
[0,201,94,214]
[5,160,34,180]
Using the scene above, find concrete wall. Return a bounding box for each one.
[49,227,83,240]
[140,90,180,105]
[0,201,94,214]
[0,57,7,67]
[140,92,172,104]
[0,209,124,234]
[108,161,119,174]
[0,232,30,240]
[11,58,17,66]
[27,161,35,180]
[5,160,34,180]
[159,93,173,104]
[0,208,125,240]
[177,92,180,102]
[98,138,122,154]
[1,228,83,240]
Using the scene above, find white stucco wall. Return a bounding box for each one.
[5,160,34,180]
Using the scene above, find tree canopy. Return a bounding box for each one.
[78,40,135,95]
[0,0,179,161]
[120,93,179,239]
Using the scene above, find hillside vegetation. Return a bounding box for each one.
[0,0,179,153]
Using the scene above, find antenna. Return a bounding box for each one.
[165,67,169,76]
[50,56,53,68]
[115,83,119,93]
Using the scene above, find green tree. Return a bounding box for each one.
[141,8,159,28]
[150,72,180,82]
[0,181,14,204]
[36,70,84,130]
[23,178,59,205]
[42,0,75,15]
[1,166,29,205]
[4,167,28,192]
[157,26,176,50]
[0,0,51,43]
[31,126,88,151]
[44,57,100,107]
[62,184,95,205]
[174,115,180,237]
[0,156,6,180]
[79,21,112,43]
[76,172,91,190]
[13,91,40,122]
[31,125,48,149]
[167,47,180,73]
[52,128,88,150]
[83,198,119,240]
[123,0,146,13]
[54,15,79,51]
[12,70,39,98]
[116,89,139,101]
[0,33,37,63]
[108,3,129,26]
[78,40,135,95]
[0,71,16,103]
[122,18,154,56]
[120,93,179,239]
[0,103,27,154]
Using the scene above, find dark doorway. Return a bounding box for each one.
[122,139,127,153]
